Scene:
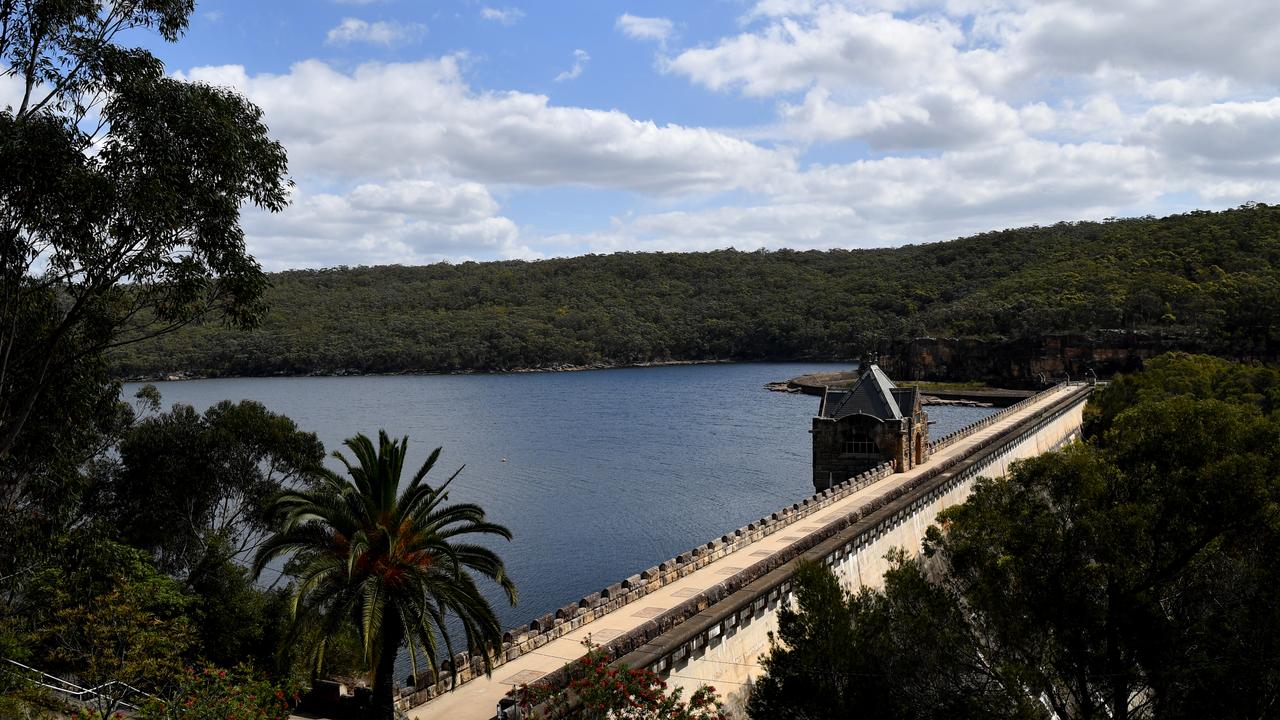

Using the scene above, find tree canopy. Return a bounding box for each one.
[1,10,302,707]
[91,394,325,583]
[0,0,290,461]
[750,354,1280,720]
[254,431,519,720]
[112,205,1280,378]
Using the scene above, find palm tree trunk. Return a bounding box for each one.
[371,611,404,720]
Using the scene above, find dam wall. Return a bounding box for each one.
[405,383,1091,719]
[616,383,1091,710]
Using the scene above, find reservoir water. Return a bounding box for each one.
[124,363,996,638]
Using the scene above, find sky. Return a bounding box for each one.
[54,1,1280,268]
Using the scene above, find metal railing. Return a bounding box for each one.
[2,657,150,711]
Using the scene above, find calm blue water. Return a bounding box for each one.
[123,364,995,634]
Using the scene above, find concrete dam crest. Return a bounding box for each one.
[408,382,1094,719]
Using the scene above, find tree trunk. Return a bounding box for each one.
[371,612,404,720]
[1106,578,1128,720]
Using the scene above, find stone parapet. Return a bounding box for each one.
[398,443,907,709]
[400,382,1093,715]
[927,381,1066,455]
[608,382,1093,685]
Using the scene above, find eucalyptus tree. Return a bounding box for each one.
[93,394,326,585]
[0,0,290,463]
[254,431,518,720]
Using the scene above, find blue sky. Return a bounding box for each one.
[166,3,744,116]
[101,0,1280,269]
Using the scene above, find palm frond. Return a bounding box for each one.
[257,429,518,702]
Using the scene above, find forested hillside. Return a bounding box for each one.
[114,205,1280,377]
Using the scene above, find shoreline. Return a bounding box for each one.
[772,369,1036,407]
[119,357,853,384]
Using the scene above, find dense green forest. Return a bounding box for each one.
[12,2,1280,719]
[114,204,1280,377]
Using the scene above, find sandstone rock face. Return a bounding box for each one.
[876,331,1225,387]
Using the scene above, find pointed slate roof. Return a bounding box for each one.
[891,386,920,417]
[819,365,906,420]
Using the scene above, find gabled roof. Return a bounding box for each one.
[891,386,920,417]
[819,364,905,420]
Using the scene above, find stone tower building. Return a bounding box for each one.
[811,364,930,491]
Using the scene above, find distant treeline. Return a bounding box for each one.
[113,204,1280,377]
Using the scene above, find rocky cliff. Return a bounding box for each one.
[874,331,1279,388]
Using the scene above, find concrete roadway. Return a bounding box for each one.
[410,384,1073,720]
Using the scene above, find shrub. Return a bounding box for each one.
[518,643,727,720]
[136,664,301,720]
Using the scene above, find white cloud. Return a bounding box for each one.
[325,18,426,47]
[778,85,1022,149]
[481,6,525,26]
[1139,99,1280,179]
[1000,1,1280,90]
[664,9,981,98]
[742,0,819,22]
[623,203,861,250]
[174,1,1280,267]
[242,181,536,269]
[0,73,27,111]
[554,49,590,82]
[346,180,501,220]
[179,58,791,196]
[675,1,1280,104]
[616,14,674,45]
[636,0,1280,253]
[787,140,1161,225]
[547,138,1166,257]
[175,57,799,265]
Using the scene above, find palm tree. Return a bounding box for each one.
[254,430,518,720]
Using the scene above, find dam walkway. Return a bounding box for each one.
[408,382,1090,719]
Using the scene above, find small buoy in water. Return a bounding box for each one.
[501,457,508,463]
